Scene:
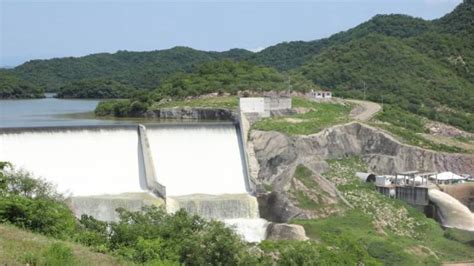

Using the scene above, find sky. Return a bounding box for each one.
[0,0,462,67]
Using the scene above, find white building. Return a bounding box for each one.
[239,97,292,117]
[308,90,332,100]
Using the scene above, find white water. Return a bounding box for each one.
[224,218,269,242]
[0,125,268,241]
[0,129,147,196]
[428,189,474,231]
[147,125,248,196]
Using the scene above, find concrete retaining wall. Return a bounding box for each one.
[264,97,292,111]
[138,124,166,199]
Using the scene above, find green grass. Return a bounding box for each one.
[291,156,474,265]
[151,96,238,109]
[292,190,322,210]
[252,97,351,135]
[374,105,468,153]
[293,164,319,189]
[0,224,127,265]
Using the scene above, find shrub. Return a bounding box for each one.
[42,243,76,266]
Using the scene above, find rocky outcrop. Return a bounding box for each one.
[251,122,474,187]
[258,192,305,222]
[145,108,236,121]
[266,223,308,241]
[249,122,474,222]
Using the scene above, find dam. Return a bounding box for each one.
[0,123,267,241]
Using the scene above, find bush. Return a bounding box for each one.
[42,243,76,266]
[0,164,77,238]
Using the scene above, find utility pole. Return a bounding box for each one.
[381,94,384,111]
[286,76,292,96]
[363,81,366,101]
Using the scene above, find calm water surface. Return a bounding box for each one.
[0,95,139,128]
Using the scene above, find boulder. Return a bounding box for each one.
[266,223,308,241]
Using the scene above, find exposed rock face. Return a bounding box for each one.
[251,122,474,187]
[145,108,236,121]
[250,122,474,222]
[266,223,308,241]
[258,192,306,222]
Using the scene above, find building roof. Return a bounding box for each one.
[433,172,465,181]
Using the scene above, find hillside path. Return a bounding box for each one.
[346,99,382,121]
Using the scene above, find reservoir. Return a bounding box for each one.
[0,95,137,128]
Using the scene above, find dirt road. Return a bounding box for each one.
[346,99,382,121]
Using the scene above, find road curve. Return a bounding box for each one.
[346,99,382,121]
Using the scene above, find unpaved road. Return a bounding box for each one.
[346,99,382,121]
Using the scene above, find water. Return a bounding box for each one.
[166,194,260,219]
[0,97,268,241]
[147,125,248,196]
[0,128,147,196]
[224,218,269,242]
[428,189,474,231]
[0,96,136,128]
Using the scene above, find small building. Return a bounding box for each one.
[429,172,466,185]
[308,90,332,100]
[239,97,292,117]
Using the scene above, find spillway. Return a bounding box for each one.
[0,127,147,196]
[0,123,268,241]
[147,124,248,196]
[428,189,474,232]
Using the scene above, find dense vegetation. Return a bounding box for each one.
[94,61,315,117]
[4,1,474,130]
[2,159,474,265]
[0,70,44,99]
[12,47,252,92]
[56,79,137,99]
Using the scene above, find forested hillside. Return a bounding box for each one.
[0,70,44,99]
[2,0,473,130]
[11,47,252,91]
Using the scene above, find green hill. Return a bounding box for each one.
[11,47,253,92]
[3,0,473,131]
[0,70,44,99]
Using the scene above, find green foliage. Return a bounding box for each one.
[0,166,76,239]
[443,228,474,246]
[374,105,468,153]
[252,97,351,135]
[76,206,250,265]
[95,90,156,117]
[12,47,253,92]
[56,78,137,98]
[293,165,317,189]
[42,243,76,266]
[153,96,238,109]
[156,60,288,98]
[0,69,44,99]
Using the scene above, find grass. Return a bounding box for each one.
[151,96,238,109]
[289,156,474,265]
[290,165,331,211]
[252,97,351,135]
[293,164,319,189]
[0,224,127,266]
[373,105,468,153]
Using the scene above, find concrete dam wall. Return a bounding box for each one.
[0,123,266,241]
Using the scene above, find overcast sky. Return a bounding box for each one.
[0,0,462,67]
